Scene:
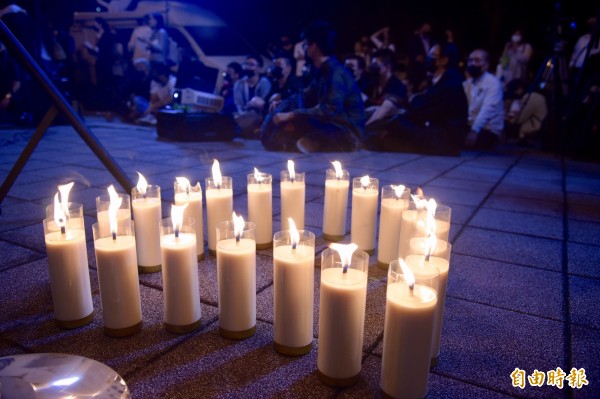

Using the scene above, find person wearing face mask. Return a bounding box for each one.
[365,43,467,155]
[463,49,504,149]
[220,62,243,115]
[233,54,272,137]
[266,55,302,113]
[496,29,533,87]
[365,49,407,125]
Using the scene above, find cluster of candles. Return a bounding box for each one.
[42,159,452,398]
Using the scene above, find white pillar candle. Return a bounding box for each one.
[351,176,379,253]
[380,259,438,399]
[377,185,410,267]
[322,164,350,242]
[216,217,256,339]
[415,204,452,243]
[160,214,201,333]
[247,168,272,249]
[406,242,452,363]
[43,201,93,328]
[273,226,315,355]
[174,178,205,259]
[205,176,233,254]
[132,184,162,273]
[317,245,369,387]
[93,220,142,336]
[96,190,131,238]
[280,168,305,230]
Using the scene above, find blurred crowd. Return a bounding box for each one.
[1,2,599,155]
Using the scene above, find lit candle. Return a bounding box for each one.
[280,160,305,230]
[397,193,428,259]
[377,185,410,268]
[380,259,438,399]
[93,195,142,337]
[415,200,452,244]
[205,159,233,255]
[216,213,256,339]
[350,175,379,254]
[407,234,452,365]
[131,172,162,273]
[174,176,205,260]
[322,161,350,242]
[43,184,93,328]
[247,167,273,249]
[273,218,315,355]
[160,204,201,333]
[96,185,131,238]
[317,243,368,387]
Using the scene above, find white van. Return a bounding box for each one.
[70,0,262,93]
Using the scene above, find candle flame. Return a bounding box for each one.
[232,212,245,241]
[391,184,405,199]
[411,194,427,210]
[288,218,300,249]
[176,176,191,193]
[137,172,148,195]
[360,175,370,188]
[330,243,358,273]
[171,203,188,235]
[287,160,295,181]
[53,193,67,231]
[212,159,222,187]
[425,198,438,236]
[107,185,119,203]
[57,182,74,215]
[108,195,122,238]
[398,258,415,289]
[253,167,264,183]
[331,161,343,179]
[425,233,437,260]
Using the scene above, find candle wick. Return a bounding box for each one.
[60,225,66,235]
[342,264,348,274]
[409,283,415,293]
[425,253,431,262]
[292,242,297,251]
[112,231,117,240]
[291,177,295,183]
[175,229,179,239]
[236,235,240,244]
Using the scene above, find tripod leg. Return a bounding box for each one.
[0,106,58,204]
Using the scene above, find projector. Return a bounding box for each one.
[175,88,224,113]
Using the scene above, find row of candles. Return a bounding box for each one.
[42,159,452,398]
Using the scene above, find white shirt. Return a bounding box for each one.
[463,71,504,135]
[570,34,600,68]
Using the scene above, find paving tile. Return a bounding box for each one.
[448,254,564,320]
[374,297,565,398]
[571,326,600,399]
[0,200,46,233]
[339,355,515,399]
[422,185,489,207]
[566,175,600,196]
[0,241,44,271]
[453,227,563,271]
[569,202,600,223]
[494,181,564,203]
[125,320,336,398]
[428,176,497,192]
[469,208,563,240]
[569,275,600,330]
[484,194,563,218]
[568,242,600,279]
[569,219,600,246]
[443,164,507,183]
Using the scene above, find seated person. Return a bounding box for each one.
[463,49,504,149]
[504,79,547,143]
[266,54,303,113]
[135,62,176,124]
[365,49,407,126]
[261,21,365,153]
[366,43,468,156]
[221,61,243,115]
[344,54,372,101]
[233,54,272,137]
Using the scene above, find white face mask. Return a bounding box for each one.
[511,34,522,43]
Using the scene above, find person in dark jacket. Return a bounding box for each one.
[366,43,468,155]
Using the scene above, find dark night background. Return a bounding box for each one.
[27,0,598,68]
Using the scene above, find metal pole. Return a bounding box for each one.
[0,19,134,200]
